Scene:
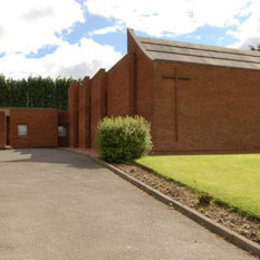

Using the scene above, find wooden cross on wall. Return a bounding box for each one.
[161,68,190,141]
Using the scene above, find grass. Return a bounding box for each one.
[136,154,260,218]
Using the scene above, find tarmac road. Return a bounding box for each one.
[0,148,257,259]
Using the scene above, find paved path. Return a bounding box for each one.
[0,148,256,260]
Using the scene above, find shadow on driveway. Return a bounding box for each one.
[0,148,101,170]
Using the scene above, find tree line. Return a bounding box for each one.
[249,44,260,51]
[0,75,73,110]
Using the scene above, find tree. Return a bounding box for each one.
[249,44,260,51]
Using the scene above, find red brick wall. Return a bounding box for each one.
[0,111,6,149]
[153,61,260,152]
[90,69,106,148]
[127,30,154,121]
[58,111,69,147]
[78,77,91,148]
[106,54,132,117]
[68,81,78,147]
[66,29,260,154]
[135,51,154,121]
[9,108,58,148]
[0,108,10,116]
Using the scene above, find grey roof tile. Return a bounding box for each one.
[132,32,260,70]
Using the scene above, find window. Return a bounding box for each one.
[58,126,67,137]
[17,125,27,136]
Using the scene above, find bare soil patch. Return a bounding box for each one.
[114,163,260,245]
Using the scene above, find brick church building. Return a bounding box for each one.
[1,29,260,153]
[68,29,260,154]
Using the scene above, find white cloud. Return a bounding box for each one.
[0,38,122,79]
[0,0,122,79]
[85,0,260,49]
[227,1,260,49]
[1,0,260,80]
[0,0,84,54]
[85,0,252,37]
[89,25,123,36]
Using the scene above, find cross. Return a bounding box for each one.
[161,68,190,141]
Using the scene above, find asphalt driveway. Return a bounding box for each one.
[0,148,256,259]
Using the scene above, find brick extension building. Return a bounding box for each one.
[0,108,68,148]
[68,28,260,154]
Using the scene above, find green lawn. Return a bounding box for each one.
[136,154,260,218]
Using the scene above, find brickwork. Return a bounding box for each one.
[106,54,132,117]
[78,77,91,148]
[127,30,155,133]
[0,111,6,148]
[68,81,79,147]
[90,69,106,148]
[68,29,260,154]
[152,61,260,152]
[9,108,58,148]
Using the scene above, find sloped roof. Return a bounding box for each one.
[129,29,260,70]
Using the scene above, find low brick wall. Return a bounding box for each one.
[9,108,58,148]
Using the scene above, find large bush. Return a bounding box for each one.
[96,116,153,163]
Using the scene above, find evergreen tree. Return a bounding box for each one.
[0,75,73,110]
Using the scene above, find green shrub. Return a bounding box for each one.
[96,116,153,163]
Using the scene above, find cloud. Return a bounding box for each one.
[227,1,260,49]
[85,0,252,37]
[22,7,55,21]
[0,0,84,54]
[1,0,259,80]
[89,25,123,36]
[0,38,122,79]
[85,0,260,49]
[0,0,122,79]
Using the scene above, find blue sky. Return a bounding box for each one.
[0,0,259,79]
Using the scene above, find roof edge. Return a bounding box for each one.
[127,28,154,61]
[136,34,260,58]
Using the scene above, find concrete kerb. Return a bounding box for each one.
[62,148,260,257]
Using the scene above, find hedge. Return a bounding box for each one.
[0,74,73,110]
